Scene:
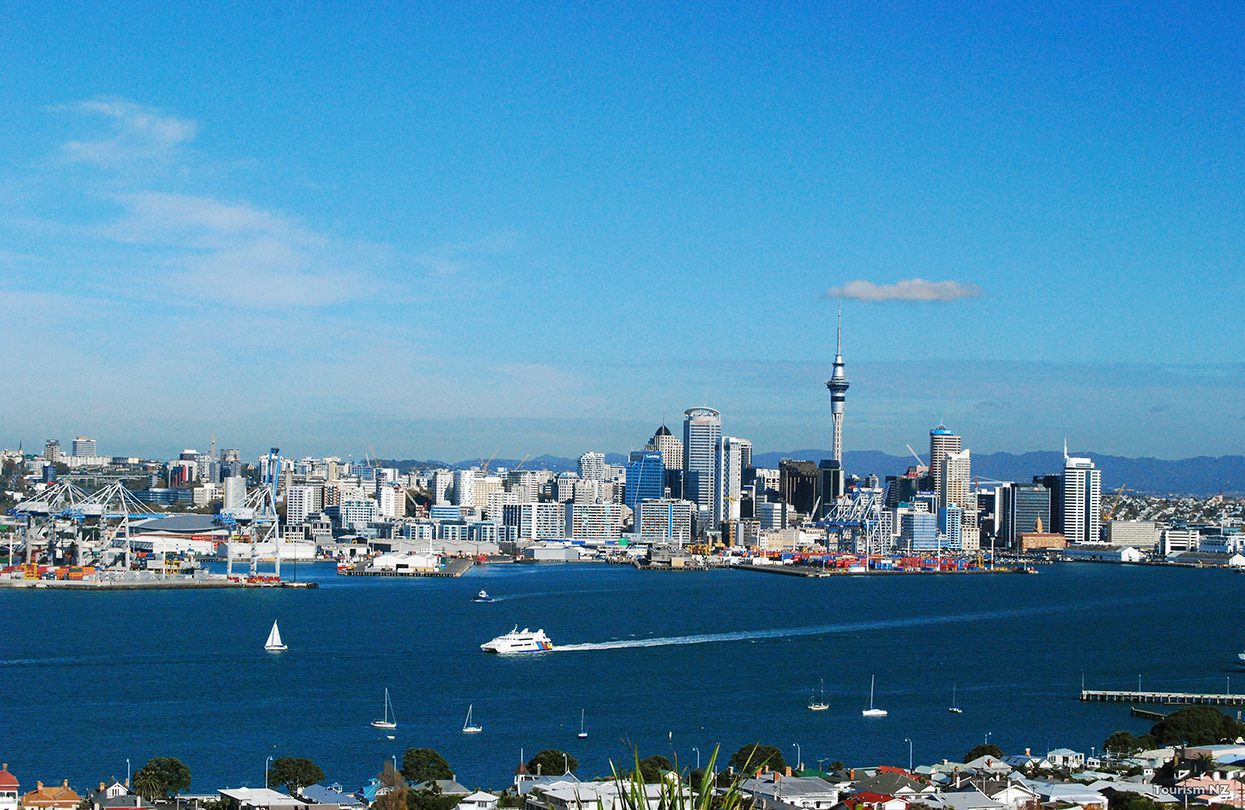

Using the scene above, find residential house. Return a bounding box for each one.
[20,780,82,810]
[739,774,841,809]
[217,788,308,810]
[955,778,1038,810]
[1,765,19,810]
[410,781,469,797]
[843,792,909,810]
[299,784,365,809]
[1036,784,1108,810]
[850,773,935,799]
[927,790,1005,810]
[456,792,499,810]
[962,758,1014,777]
[523,779,685,810]
[1044,750,1086,771]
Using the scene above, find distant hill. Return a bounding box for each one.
[381,450,1244,495]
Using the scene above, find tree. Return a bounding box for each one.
[132,758,191,799]
[267,757,324,795]
[1103,731,1155,755]
[401,748,453,783]
[1104,790,1160,810]
[638,756,673,783]
[727,745,787,774]
[527,750,577,776]
[963,744,1004,763]
[1150,706,1245,746]
[373,762,408,810]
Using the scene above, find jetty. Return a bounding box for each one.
[340,557,474,578]
[1081,689,1245,706]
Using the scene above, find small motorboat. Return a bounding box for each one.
[473,589,494,603]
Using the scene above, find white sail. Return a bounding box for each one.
[264,620,286,651]
[462,703,482,734]
[372,688,397,728]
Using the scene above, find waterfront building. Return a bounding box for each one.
[339,499,378,532]
[71,436,96,457]
[938,503,963,549]
[1061,449,1102,546]
[1103,520,1158,551]
[825,308,850,462]
[637,498,695,541]
[900,508,938,552]
[1019,528,1066,552]
[757,500,789,530]
[564,501,626,542]
[682,407,721,515]
[940,448,980,551]
[625,452,665,510]
[222,475,247,510]
[1000,483,1052,548]
[502,502,564,540]
[1064,543,1143,563]
[713,436,749,526]
[578,451,606,483]
[1160,527,1200,557]
[452,469,475,508]
[779,459,820,515]
[287,484,322,524]
[929,425,961,503]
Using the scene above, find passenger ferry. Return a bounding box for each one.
[480,626,554,654]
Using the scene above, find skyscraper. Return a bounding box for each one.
[625,451,665,510]
[648,425,683,471]
[1062,445,1102,545]
[713,436,749,526]
[578,452,606,483]
[72,436,97,457]
[825,308,850,463]
[929,424,962,506]
[682,407,721,515]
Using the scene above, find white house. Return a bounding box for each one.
[1046,749,1086,770]
[740,775,841,809]
[456,792,499,810]
[0,764,19,810]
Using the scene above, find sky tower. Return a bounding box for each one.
[825,307,850,462]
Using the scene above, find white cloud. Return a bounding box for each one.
[53,98,198,166]
[99,191,372,308]
[825,278,982,302]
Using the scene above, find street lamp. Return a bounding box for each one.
[126,759,130,787]
[693,747,701,771]
[265,756,274,789]
[985,732,992,746]
[564,753,569,774]
[792,743,802,771]
[903,738,913,772]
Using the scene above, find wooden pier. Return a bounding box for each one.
[1082,689,1245,706]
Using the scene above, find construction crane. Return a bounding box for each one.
[905,444,926,468]
[480,450,499,475]
[513,454,531,471]
[1102,483,1128,521]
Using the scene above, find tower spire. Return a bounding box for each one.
[826,308,850,464]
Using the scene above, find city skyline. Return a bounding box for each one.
[1,4,1242,459]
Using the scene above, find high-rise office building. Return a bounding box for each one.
[648,425,683,471]
[72,436,97,457]
[825,308,850,462]
[682,407,721,514]
[637,498,695,541]
[43,439,61,463]
[929,425,962,504]
[625,451,665,510]
[578,451,606,483]
[779,460,820,515]
[1062,447,1102,545]
[287,484,321,524]
[713,436,749,526]
[1000,483,1052,548]
[452,469,475,507]
[222,476,247,511]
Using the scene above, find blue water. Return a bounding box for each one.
[3,563,1243,791]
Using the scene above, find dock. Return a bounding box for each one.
[340,557,474,578]
[1082,689,1245,706]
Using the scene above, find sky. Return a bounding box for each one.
[1,2,1242,462]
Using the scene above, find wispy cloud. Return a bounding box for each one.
[52,98,198,166]
[826,278,982,302]
[98,191,374,308]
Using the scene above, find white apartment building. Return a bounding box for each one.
[502,502,565,540]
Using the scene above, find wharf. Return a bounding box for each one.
[1082,689,1245,706]
[0,577,307,590]
[340,557,474,578]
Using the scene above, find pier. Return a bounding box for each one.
[340,557,474,578]
[1081,689,1245,706]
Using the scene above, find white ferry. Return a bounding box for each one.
[480,626,554,654]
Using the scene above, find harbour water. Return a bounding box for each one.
[3,562,1242,790]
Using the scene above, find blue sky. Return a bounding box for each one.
[1,2,1241,461]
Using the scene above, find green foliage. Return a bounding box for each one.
[1104,790,1161,810]
[527,749,577,775]
[1103,731,1156,755]
[638,756,673,783]
[132,757,191,799]
[267,757,325,794]
[727,744,786,774]
[407,790,461,810]
[608,746,750,810]
[1149,706,1245,746]
[496,795,522,809]
[374,763,408,810]
[963,743,1004,763]
[401,748,453,783]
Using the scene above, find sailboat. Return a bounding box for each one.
[462,704,482,734]
[371,688,397,729]
[861,674,887,717]
[577,708,588,739]
[264,620,287,652]
[808,679,829,712]
[948,682,963,714]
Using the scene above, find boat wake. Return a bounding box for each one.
[553,595,1148,653]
